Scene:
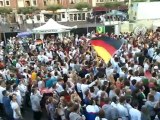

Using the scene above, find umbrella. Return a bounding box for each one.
[17,32,32,38]
[106,10,127,18]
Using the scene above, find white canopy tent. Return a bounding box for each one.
[153,20,160,31]
[32,18,76,34]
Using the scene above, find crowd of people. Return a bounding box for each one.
[0,30,160,120]
[87,13,127,23]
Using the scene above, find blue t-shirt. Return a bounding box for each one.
[2,96,13,116]
[46,77,57,88]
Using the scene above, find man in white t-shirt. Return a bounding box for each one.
[10,94,22,120]
[129,101,141,120]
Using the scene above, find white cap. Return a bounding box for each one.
[154,66,158,69]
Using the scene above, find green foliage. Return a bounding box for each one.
[18,7,39,14]
[133,0,146,2]
[104,2,123,8]
[46,4,62,12]
[0,7,12,14]
[75,2,91,10]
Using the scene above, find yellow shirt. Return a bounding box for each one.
[31,72,37,81]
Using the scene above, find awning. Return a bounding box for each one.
[93,6,128,12]
[93,7,107,12]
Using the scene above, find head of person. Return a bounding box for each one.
[13,84,18,91]
[104,97,111,104]
[10,94,17,101]
[148,93,155,102]
[71,103,80,113]
[31,88,38,95]
[2,90,7,97]
[131,100,139,109]
[0,80,6,88]
[98,109,105,118]
[119,96,126,104]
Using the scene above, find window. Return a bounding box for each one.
[44,0,47,6]
[70,0,75,4]
[5,0,10,6]
[0,1,3,7]
[57,0,60,4]
[97,0,104,2]
[78,13,81,20]
[25,1,30,6]
[69,14,73,21]
[74,14,77,21]
[37,15,40,20]
[33,0,37,6]
[62,13,65,18]
[82,13,85,20]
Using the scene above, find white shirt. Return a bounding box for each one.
[37,55,44,62]
[18,84,27,97]
[0,86,5,103]
[30,94,41,111]
[130,76,141,82]
[81,81,96,99]
[11,101,21,119]
[95,117,107,120]
[56,83,64,93]
[148,48,154,58]
[46,51,53,59]
[116,103,128,119]
[38,81,45,89]
[13,90,22,106]
[86,105,100,113]
[129,108,141,120]
[15,62,20,68]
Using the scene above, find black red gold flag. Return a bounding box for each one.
[91,36,123,63]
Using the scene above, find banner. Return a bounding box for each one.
[96,26,105,34]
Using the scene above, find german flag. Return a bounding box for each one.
[91,36,123,64]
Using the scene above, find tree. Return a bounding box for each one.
[0,7,12,24]
[46,4,62,21]
[18,7,39,14]
[74,2,91,10]
[133,0,146,2]
[46,4,62,12]
[104,2,123,9]
[0,7,12,14]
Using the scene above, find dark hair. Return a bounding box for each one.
[31,88,36,94]
[131,100,139,108]
[104,97,110,104]
[98,109,105,118]
[2,90,7,96]
[148,94,154,102]
[112,96,118,103]
[131,79,137,86]
[71,103,80,112]
[89,98,95,105]
[13,84,18,91]
[10,93,16,101]
[119,96,126,104]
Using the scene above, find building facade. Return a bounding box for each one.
[92,0,125,7]
[0,0,17,8]
[0,0,125,9]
